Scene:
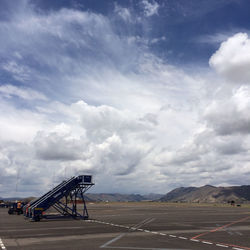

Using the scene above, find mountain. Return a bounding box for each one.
[142,193,164,200]
[159,185,250,203]
[84,193,146,202]
[0,193,163,202]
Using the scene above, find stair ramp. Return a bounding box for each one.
[26,175,94,221]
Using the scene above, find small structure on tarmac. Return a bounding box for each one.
[23,175,94,221]
[8,201,24,215]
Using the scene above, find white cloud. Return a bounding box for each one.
[0,84,47,101]
[204,86,250,135]
[34,128,86,161]
[0,98,51,143]
[1,3,250,197]
[209,33,250,83]
[141,0,160,17]
[197,33,232,44]
[2,61,31,81]
[114,4,132,22]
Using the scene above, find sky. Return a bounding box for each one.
[1,0,250,197]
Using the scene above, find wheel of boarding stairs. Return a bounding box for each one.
[8,208,14,215]
[33,215,40,222]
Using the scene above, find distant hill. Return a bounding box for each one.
[84,193,146,202]
[0,193,163,202]
[141,193,164,200]
[3,185,250,203]
[0,197,36,202]
[159,185,250,203]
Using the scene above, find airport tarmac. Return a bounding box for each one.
[0,202,250,250]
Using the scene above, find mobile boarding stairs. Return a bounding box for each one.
[23,175,94,221]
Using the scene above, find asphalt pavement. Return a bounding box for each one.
[0,202,250,250]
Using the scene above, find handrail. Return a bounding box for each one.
[28,176,75,214]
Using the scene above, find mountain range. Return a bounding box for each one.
[84,193,163,202]
[2,185,250,203]
[159,185,250,203]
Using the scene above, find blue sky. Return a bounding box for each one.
[1,0,250,197]
[29,0,250,65]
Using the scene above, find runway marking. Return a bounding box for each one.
[216,244,229,248]
[216,224,243,236]
[100,233,126,248]
[191,216,250,240]
[190,239,199,242]
[202,241,213,245]
[101,246,188,250]
[151,231,158,234]
[0,238,6,250]
[190,216,250,250]
[89,219,250,250]
[100,218,163,249]
[230,245,250,250]
[169,235,176,238]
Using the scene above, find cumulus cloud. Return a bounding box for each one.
[154,127,250,189]
[204,86,250,135]
[34,129,85,161]
[209,33,250,83]
[0,140,53,197]
[1,2,250,197]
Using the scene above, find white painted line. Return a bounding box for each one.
[0,238,6,250]
[89,219,238,250]
[169,235,176,238]
[151,231,158,234]
[190,239,200,242]
[202,241,213,245]
[100,233,126,248]
[216,244,229,248]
